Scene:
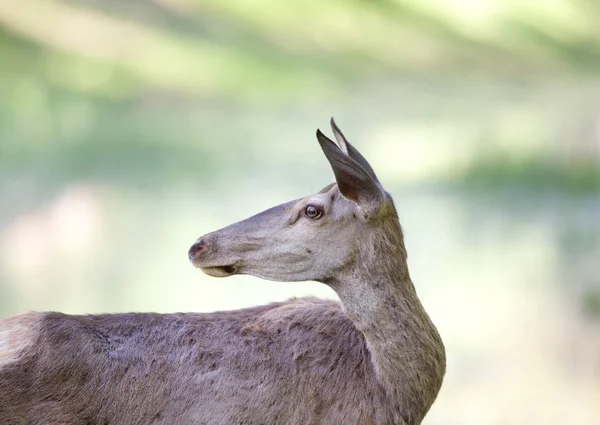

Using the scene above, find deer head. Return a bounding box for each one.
[188,119,398,284]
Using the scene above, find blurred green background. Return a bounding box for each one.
[1,1,599,424]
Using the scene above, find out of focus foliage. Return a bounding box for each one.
[1,3,600,424]
[1,0,600,192]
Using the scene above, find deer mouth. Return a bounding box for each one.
[200,265,238,278]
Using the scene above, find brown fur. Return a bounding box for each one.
[1,299,392,424]
[0,120,445,424]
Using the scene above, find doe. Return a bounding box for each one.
[0,119,445,425]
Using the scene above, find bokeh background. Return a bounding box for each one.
[1,1,599,424]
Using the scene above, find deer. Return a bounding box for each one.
[0,119,445,425]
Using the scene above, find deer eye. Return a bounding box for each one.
[304,205,322,219]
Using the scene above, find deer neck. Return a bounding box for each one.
[327,225,445,423]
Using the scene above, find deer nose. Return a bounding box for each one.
[188,239,205,261]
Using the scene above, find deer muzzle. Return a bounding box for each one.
[188,236,240,278]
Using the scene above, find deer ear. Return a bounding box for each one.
[330,118,380,185]
[316,129,383,214]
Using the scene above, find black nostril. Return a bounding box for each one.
[188,240,205,261]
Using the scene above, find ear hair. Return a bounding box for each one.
[316,129,383,212]
[330,118,380,184]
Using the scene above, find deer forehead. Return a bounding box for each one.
[0,312,41,369]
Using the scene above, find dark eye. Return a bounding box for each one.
[304,205,322,219]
